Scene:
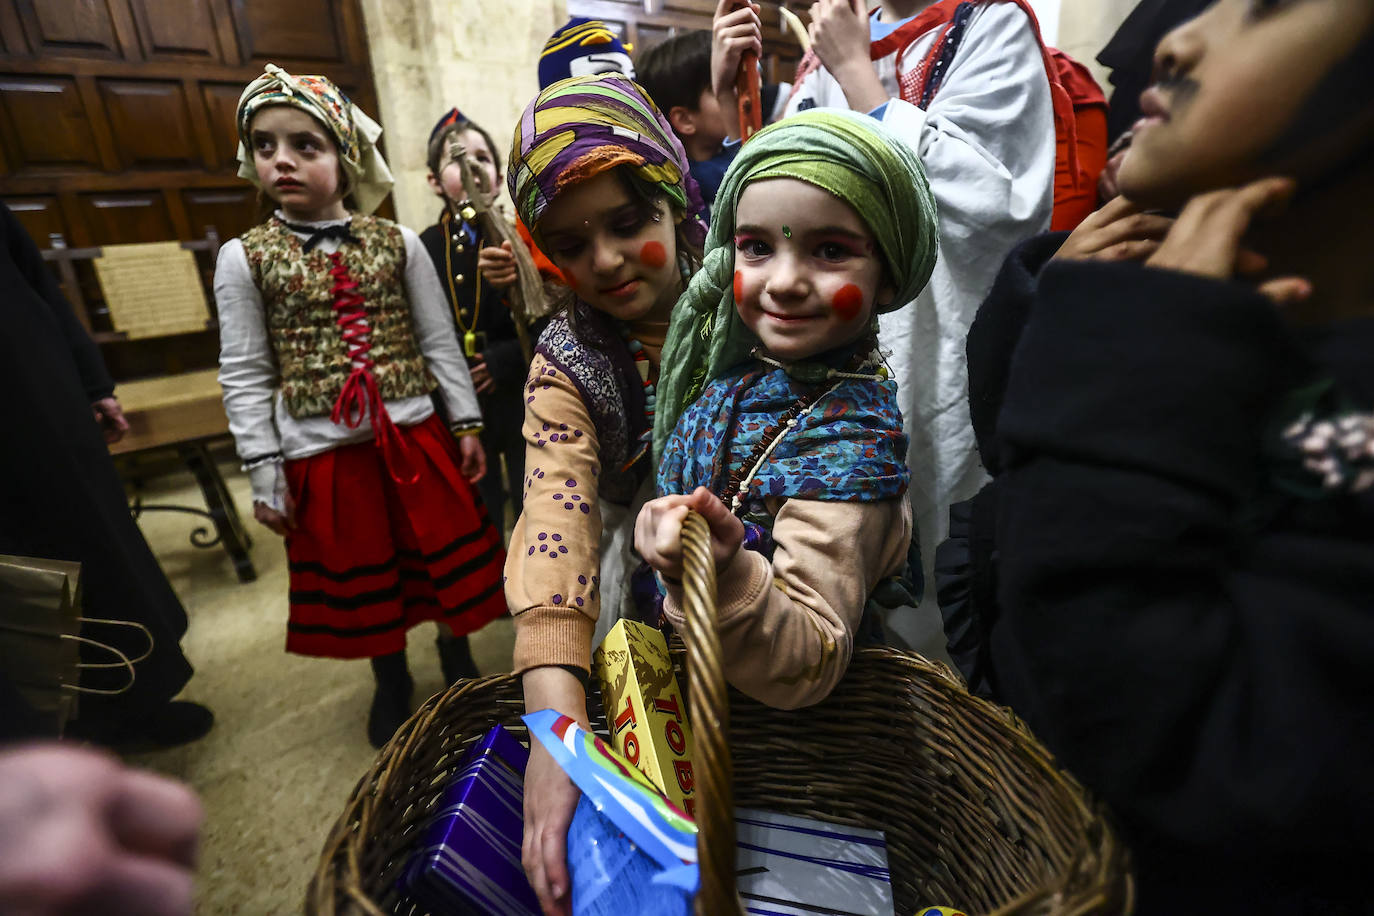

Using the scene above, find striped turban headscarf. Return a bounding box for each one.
[507,74,707,250]
[235,63,395,215]
[652,109,940,458]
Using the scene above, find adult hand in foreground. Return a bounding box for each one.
[0,743,202,916]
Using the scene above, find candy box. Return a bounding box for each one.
[735,808,895,916]
[398,724,541,916]
[592,618,697,817]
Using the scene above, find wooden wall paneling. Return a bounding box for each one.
[0,76,106,172]
[0,0,382,383]
[98,78,201,170]
[206,0,243,67]
[184,77,221,169]
[78,189,175,244]
[105,0,144,63]
[13,0,123,59]
[3,194,67,248]
[128,0,225,63]
[161,186,192,238]
[201,81,244,172]
[182,186,253,245]
[228,0,348,66]
[72,74,122,170]
[0,2,30,56]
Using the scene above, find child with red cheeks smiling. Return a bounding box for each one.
[643,110,939,708]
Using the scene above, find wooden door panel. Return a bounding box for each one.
[0,0,380,382]
[201,81,244,171]
[14,0,122,58]
[3,194,67,247]
[98,79,200,169]
[229,0,349,65]
[0,76,104,172]
[129,0,225,62]
[182,186,254,241]
[78,190,175,244]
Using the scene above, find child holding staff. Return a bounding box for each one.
[215,66,506,748]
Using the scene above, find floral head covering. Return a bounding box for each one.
[653,109,940,458]
[235,63,395,215]
[507,74,706,249]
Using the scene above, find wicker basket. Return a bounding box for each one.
[309,514,1133,915]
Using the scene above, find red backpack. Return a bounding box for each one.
[792,0,1108,231]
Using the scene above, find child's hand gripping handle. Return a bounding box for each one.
[733,1,763,141]
[679,509,742,914]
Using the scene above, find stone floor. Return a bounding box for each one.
[122,449,515,914]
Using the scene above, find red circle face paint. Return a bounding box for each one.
[733,270,744,303]
[831,283,865,321]
[638,240,667,270]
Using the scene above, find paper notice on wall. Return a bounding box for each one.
[93,242,210,339]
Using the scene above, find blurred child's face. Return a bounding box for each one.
[688,89,730,151]
[1119,0,1374,209]
[538,170,681,323]
[250,105,346,220]
[732,178,891,362]
[430,127,501,205]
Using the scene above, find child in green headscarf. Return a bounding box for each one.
[638,109,939,708]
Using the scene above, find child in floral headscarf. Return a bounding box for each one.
[638,109,939,709]
[503,72,706,914]
[214,65,506,748]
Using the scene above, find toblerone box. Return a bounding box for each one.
[592,619,697,818]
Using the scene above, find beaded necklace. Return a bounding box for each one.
[620,332,657,472]
[711,345,883,513]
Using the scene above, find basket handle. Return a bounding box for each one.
[680,510,741,914]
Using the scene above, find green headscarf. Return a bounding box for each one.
[652,109,939,459]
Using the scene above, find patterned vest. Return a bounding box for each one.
[240,215,435,419]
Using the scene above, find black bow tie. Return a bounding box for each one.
[277,218,359,253]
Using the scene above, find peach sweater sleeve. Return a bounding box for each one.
[505,352,606,675]
[662,497,912,709]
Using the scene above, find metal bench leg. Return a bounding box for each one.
[177,443,257,583]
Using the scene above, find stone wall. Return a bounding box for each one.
[1056,0,1139,88]
[358,0,568,230]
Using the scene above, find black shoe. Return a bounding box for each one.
[368,652,413,748]
[73,701,216,752]
[437,633,480,685]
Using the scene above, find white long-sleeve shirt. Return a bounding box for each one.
[214,213,482,508]
[785,3,1056,630]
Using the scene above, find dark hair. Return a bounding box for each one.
[635,30,713,116]
[426,118,502,180]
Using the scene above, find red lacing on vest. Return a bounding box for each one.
[327,252,419,484]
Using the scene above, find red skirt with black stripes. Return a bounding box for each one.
[281,414,508,659]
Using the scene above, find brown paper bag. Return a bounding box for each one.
[0,556,145,736]
[0,555,83,732]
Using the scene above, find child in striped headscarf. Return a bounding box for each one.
[503,73,705,914]
[639,109,939,709]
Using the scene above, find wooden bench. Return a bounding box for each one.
[42,232,257,584]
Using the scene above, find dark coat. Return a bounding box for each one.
[419,210,527,392]
[0,202,192,735]
[978,235,1374,912]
